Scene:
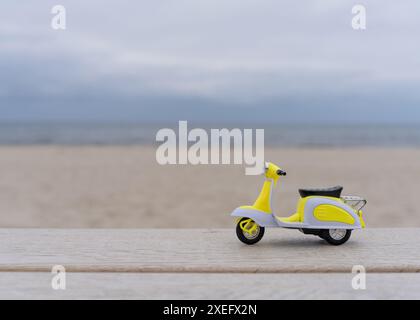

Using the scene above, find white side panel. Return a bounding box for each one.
[303,198,362,230]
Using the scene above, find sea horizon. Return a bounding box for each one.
[0,122,419,147]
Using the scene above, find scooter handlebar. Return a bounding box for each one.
[277,169,287,176]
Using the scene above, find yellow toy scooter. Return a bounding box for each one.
[231,162,367,245]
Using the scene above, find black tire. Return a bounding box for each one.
[320,229,352,246]
[236,218,265,245]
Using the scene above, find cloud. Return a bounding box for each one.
[0,0,420,123]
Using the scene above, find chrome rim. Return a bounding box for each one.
[329,229,347,240]
[243,224,261,240]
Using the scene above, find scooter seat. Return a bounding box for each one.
[299,186,343,198]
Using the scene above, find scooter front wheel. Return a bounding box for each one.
[320,229,352,246]
[236,218,265,245]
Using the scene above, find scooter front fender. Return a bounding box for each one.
[231,207,278,227]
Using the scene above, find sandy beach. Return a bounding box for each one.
[0,146,419,228]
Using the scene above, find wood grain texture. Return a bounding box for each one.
[0,228,419,273]
[1,272,419,300]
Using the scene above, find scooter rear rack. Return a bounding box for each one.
[341,196,367,213]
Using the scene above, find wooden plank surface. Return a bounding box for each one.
[0,228,419,273]
[1,272,420,299]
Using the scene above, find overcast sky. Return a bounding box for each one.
[1,1,420,123]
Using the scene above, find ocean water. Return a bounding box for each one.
[0,123,419,147]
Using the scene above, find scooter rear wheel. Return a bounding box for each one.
[320,229,352,246]
[236,218,265,245]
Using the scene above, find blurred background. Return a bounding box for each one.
[0,1,419,228]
